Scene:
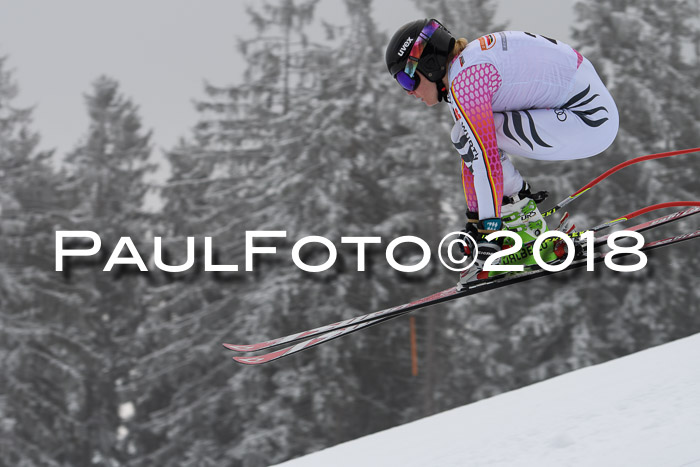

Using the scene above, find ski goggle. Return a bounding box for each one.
[394,19,442,92]
[395,70,421,92]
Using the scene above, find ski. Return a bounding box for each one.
[230,228,700,364]
[222,146,700,356]
[224,205,699,354]
[225,206,700,363]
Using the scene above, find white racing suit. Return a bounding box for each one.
[447,30,619,220]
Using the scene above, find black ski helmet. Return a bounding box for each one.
[385,19,455,85]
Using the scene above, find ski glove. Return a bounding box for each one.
[459,216,504,259]
[458,211,480,257]
[473,217,503,268]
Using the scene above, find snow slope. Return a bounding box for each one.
[276,333,700,467]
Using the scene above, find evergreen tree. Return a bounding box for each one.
[0,56,80,466]
[570,0,700,351]
[459,0,700,396]
[29,75,154,465]
[129,0,500,463]
[440,0,700,404]
[413,0,507,37]
[127,2,334,464]
[244,0,320,114]
[119,1,700,466]
[404,0,692,412]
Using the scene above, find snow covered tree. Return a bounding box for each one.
[398,0,698,411]
[13,75,156,466]
[434,0,700,406]
[119,2,700,465]
[128,0,505,463]
[0,56,83,466]
[244,0,320,114]
[126,1,335,464]
[413,0,507,38]
[437,0,700,404]
[484,0,700,386]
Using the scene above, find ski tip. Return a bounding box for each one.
[233,355,270,365]
[222,343,244,351]
[224,342,270,352]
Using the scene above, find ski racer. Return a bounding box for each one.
[385,19,619,289]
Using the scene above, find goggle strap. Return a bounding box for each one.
[404,20,441,78]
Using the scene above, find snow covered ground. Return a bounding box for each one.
[276,333,700,467]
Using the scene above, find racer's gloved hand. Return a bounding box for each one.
[457,217,504,289]
[457,211,480,257]
[473,217,503,269]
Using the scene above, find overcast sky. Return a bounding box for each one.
[0,0,575,158]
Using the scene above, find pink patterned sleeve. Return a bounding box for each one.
[450,63,504,219]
